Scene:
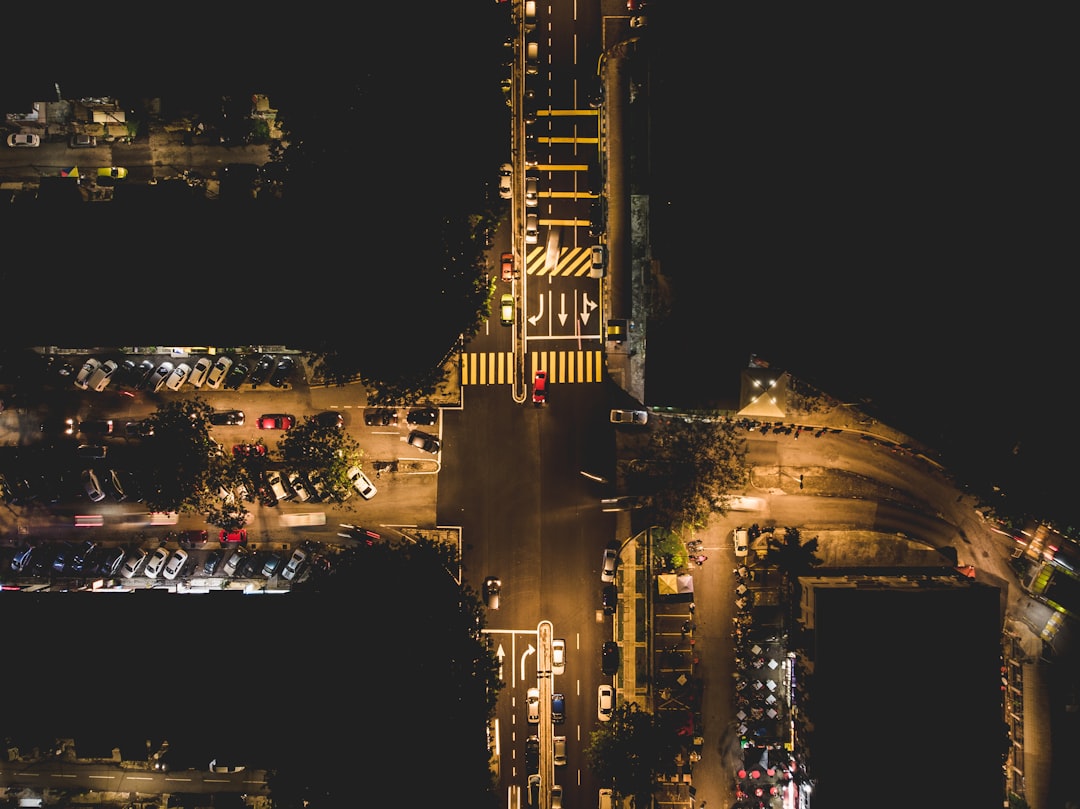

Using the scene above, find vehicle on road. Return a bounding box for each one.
[598,684,614,720]
[483,576,501,610]
[346,466,377,499]
[610,409,648,425]
[210,410,245,426]
[407,430,440,454]
[526,687,540,724]
[257,414,295,430]
[532,370,547,405]
[601,641,620,675]
[406,407,438,426]
[601,547,618,582]
[552,638,565,675]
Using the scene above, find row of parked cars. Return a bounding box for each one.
[9,540,327,585]
[71,353,296,394]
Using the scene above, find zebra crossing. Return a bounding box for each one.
[462,350,605,386]
[525,245,595,278]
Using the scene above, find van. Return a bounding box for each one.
[526,41,539,75]
[599,788,613,809]
[524,0,536,31]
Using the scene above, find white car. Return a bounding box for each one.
[144,547,171,579]
[525,174,538,207]
[74,358,102,390]
[281,547,308,581]
[598,684,614,721]
[601,547,618,583]
[610,409,648,425]
[526,687,540,724]
[347,466,377,499]
[498,162,512,199]
[188,357,213,388]
[121,548,148,579]
[589,244,607,278]
[163,549,189,579]
[7,133,40,148]
[287,472,311,503]
[205,355,233,389]
[165,363,192,391]
[733,527,749,557]
[87,359,119,392]
[552,638,566,676]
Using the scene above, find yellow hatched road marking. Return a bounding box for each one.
[526,246,591,277]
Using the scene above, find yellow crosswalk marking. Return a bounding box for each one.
[461,351,604,384]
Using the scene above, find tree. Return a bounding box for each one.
[278,413,364,496]
[137,398,224,514]
[584,702,684,805]
[625,418,747,529]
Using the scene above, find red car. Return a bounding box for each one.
[257,414,295,430]
[219,529,248,544]
[532,370,547,405]
[500,251,515,282]
[233,443,268,457]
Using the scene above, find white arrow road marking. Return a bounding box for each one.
[529,293,545,326]
[497,643,506,681]
[521,644,536,682]
[581,292,597,326]
[558,292,568,326]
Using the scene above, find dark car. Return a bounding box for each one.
[40,416,77,438]
[133,359,157,390]
[525,735,540,775]
[602,641,621,675]
[115,359,140,388]
[237,553,264,578]
[210,410,245,427]
[406,407,439,426]
[269,355,295,388]
[202,551,223,576]
[70,541,99,574]
[98,547,126,577]
[589,198,606,237]
[124,420,155,438]
[602,584,618,615]
[51,542,75,574]
[313,411,344,429]
[78,419,114,437]
[248,354,275,386]
[364,408,398,427]
[407,430,440,454]
[223,361,250,390]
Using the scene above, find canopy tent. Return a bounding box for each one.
[657,573,694,600]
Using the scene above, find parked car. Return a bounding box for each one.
[364,409,398,427]
[223,549,247,576]
[188,357,213,388]
[98,547,126,577]
[210,410,245,426]
[601,547,618,582]
[165,363,192,391]
[500,293,514,326]
[601,641,620,675]
[346,466,377,499]
[498,162,512,199]
[610,409,648,425]
[602,584,618,614]
[144,547,170,578]
[163,549,189,579]
[257,414,295,430]
[223,361,250,390]
[82,469,106,502]
[314,411,344,429]
[553,735,567,765]
[260,554,283,578]
[269,355,295,387]
[205,355,234,389]
[552,638,565,675]
[87,359,119,392]
[232,443,266,457]
[526,687,540,724]
[74,358,102,390]
[11,544,36,573]
[287,472,311,502]
[597,684,614,721]
[149,362,174,392]
[121,548,148,578]
[248,354,275,386]
[281,547,308,581]
[202,551,223,576]
[406,407,439,426]
[500,251,515,282]
[407,430,440,454]
[7,133,41,148]
[68,133,96,148]
[220,528,248,544]
[267,473,291,502]
[133,359,157,390]
[124,420,154,438]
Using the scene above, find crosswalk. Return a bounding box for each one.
[525,245,594,278]
[461,350,605,386]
